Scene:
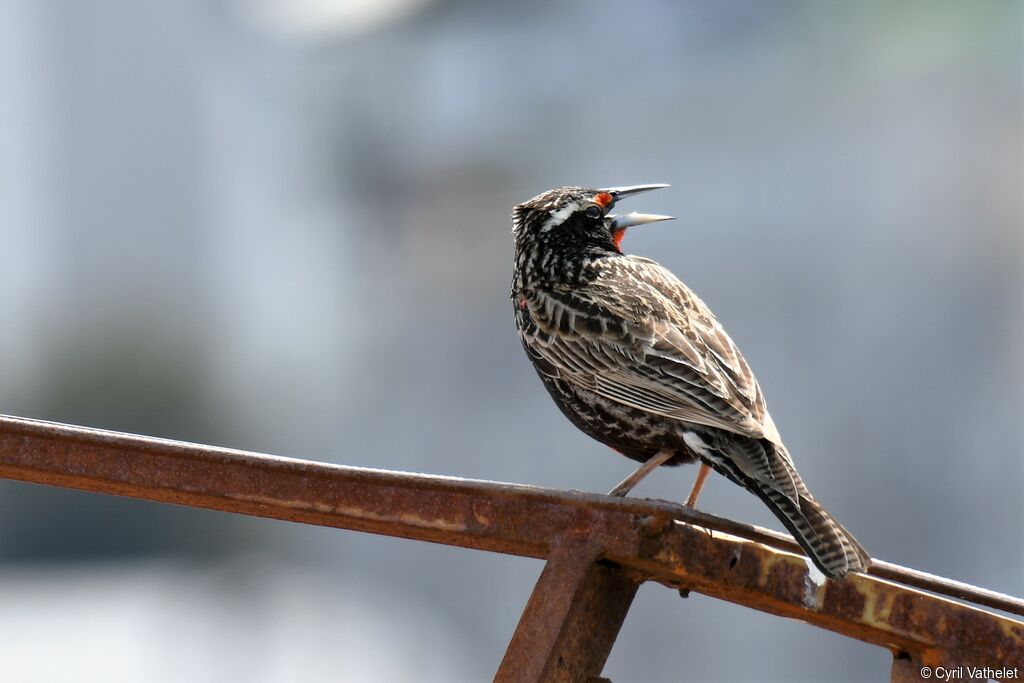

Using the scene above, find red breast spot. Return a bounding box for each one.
[594,192,614,208]
[518,296,528,311]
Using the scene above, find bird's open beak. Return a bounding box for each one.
[599,183,670,202]
[599,184,674,230]
[607,212,675,230]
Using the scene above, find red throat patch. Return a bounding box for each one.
[612,229,626,251]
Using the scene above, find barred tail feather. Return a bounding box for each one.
[701,439,871,579]
[754,484,871,579]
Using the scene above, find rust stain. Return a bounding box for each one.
[823,577,868,624]
[234,493,470,532]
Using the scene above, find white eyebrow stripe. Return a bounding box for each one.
[540,202,579,232]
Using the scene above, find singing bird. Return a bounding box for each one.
[510,184,869,578]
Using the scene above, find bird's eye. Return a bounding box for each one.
[585,205,602,219]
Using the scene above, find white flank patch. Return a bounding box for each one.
[682,431,713,458]
[540,202,579,232]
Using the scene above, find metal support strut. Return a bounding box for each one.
[496,539,639,682]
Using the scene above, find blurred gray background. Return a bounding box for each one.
[0,1,1021,681]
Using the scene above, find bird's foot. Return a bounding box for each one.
[607,482,632,497]
[607,448,675,498]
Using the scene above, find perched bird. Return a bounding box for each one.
[510,184,869,578]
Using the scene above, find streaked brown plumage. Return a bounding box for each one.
[510,184,869,578]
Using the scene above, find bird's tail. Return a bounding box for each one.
[753,482,871,579]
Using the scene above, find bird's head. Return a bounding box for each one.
[512,184,673,253]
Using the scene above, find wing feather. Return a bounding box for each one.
[521,256,780,445]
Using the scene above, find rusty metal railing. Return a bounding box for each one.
[0,414,1021,681]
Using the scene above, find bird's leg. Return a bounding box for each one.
[684,462,712,508]
[607,448,674,497]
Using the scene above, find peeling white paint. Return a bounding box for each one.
[803,560,826,609]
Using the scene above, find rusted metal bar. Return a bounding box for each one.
[674,506,1024,619]
[0,415,1022,673]
[495,538,639,682]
